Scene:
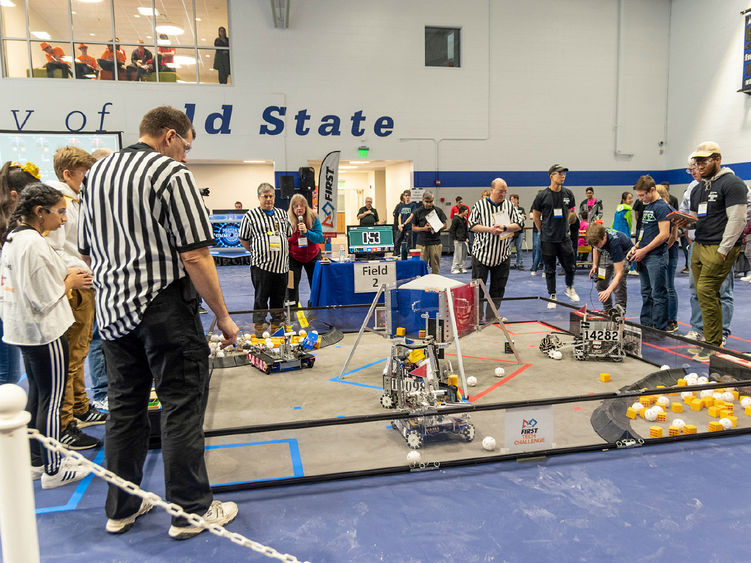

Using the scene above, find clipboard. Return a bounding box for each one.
[666,210,698,225]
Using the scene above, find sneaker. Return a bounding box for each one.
[106,499,154,534]
[564,287,580,302]
[75,406,107,428]
[681,268,689,274]
[31,465,44,480]
[692,349,712,362]
[685,330,704,342]
[168,500,238,540]
[547,294,557,309]
[92,397,109,413]
[41,459,91,490]
[451,268,460,274]
[460,268,467,274]
[628,270,639,276]
[722,336,727,348]
[666,321,679,333]
[530,270,537,276]
[541,272,546,278]
[198,305,208,314]
[60,421,101,450]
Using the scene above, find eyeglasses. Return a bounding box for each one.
[174,131,192,153]
[693,156,716,167]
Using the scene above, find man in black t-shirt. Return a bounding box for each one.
[586,224,633,313]
[531,164,580,308]
[410,191,447,273]
[357,197,379,226]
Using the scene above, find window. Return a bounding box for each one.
[0,0,230,84]
[425,26,460,68]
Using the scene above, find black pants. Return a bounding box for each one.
[542,240,575,295]
[20,336,69,474]
[45,61,71,78]
[287,254,319,306]
[472,256,510,321]
[393,229,413,260]
[102,277,212,525]
[251,266,287,326]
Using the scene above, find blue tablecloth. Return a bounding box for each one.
[308,259,428,331]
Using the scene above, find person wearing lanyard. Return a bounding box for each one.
[679,142,747,360]
[586,223,633,313]
[286,194,323,307]
[239,183,293,334]
[627,175,671,330]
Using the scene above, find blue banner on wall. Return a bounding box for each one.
[742,14,751,91]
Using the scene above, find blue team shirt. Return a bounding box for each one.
[639,198,672,255]
[602,229,634,262]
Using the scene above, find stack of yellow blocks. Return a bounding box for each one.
[649,426,663,438]
[600,373,611,383]
[683,425,698,434]
[668,425,681,437]
[708,420,723,432]
[656,412,667,423]
[676,378,687,387]
[671,403,683,413]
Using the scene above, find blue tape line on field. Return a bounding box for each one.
[329,358,386,389]
[208,438,304,486]
[36,448,105,514]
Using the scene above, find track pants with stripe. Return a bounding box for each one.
[19,336,69,474]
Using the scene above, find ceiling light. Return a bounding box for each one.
[77,0,103,3]
[339,165,357,170]
[133,14,139,18]
[244,160,267,164]
[31,31,51,40]
[89,33,96,36]
[155,24,184,36]
[137,7,158,16]
[349,161,370,164]
[0,1,16,7]
[195,17,201,21]
[170,55,195,68]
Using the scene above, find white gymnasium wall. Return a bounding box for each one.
[188,163,275,211]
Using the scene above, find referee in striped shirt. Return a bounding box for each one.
[239,183,293,334]
[469,178,522,320]
[79,106,240,537]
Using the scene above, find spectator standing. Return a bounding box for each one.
[628,175,671,330]
[469,178,522,319]
[80,106,239,538]
[0,161,41,385]
[410,191,448,274]
[449,204,469,274]
[656,184,680,332]
[531,164,580,308]
[509,193,526,269]
[612,191,634,236]
[450,196,464,218]
[47,147,105,450]
[239,183,293,334]
[157,35,175,70]
[393,189,416,260]
[234,201,243,210]
[213,26,230,84]
[287,194,323,306]
[579,187,604,222]
[1,184,93,488]
[586,223,633,313]
[530,189,544,276]
[629,196,645,276]
[357,197,379,226]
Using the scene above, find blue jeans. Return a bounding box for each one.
[666,246,678,323]
[688,243,732,337]
[638,252,668,330]
[531,231,542,271]
[88,320,108,401]
[513,232,524,267]
[0,318,23,385]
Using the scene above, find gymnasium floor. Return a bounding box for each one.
[8,251,751,562]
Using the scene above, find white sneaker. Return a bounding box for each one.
[106,499,154,534]
[41,459,91,490]
[740,275,751,282]
[541,272,546,278]
[31,465,44,480]
[547,294,557,309]
[168,500,238,540]
[565,287,580,302]
[451,269,460,274]
[628,270,639,276]
[530,271,537,276]
[685,330,704,342]
[92,397,109,412]
[722,336,727,347]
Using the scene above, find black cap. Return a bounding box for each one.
[548,164,569,175]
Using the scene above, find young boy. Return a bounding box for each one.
[449,204,469,273]
[47,146,105,450]
[628,175,672,330]
[586,223,633,313]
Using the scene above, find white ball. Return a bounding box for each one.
[719,418,733,430]
[494,367,505,378]
[631,402,645,411]
[686,372,698,379]
[552,350,563,360]
[216,350,225,358]
[713,392,723,400]
[406,450,421,464]
[741,397,751,408]
[672,418,686,428]
[697,376,709,384]
[660,365,670,371]
[644,408,658,422]
[656,396,670,407]
[298,329,307,337]
[700,390,713,399]
[265,338,274,348]
[681,391,694,400]
[262,331,270,339]
[653,405,664,413]
[722,392,735,403]
[686,374,699,384]
[482,436,496,451]
[210,334,222,342]
[243,332,252,340]
[467,376,478,387]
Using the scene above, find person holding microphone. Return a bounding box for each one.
[287,194,323,307]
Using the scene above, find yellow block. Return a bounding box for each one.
[657,412,667,423]
[703,396,715,408]
[668,426,681,437]
[708,421,723,432]
[690,401,703,411]
[657,385,666,389]
[728,415,738,428]
[714,400,726,408]
[600,373,611,382]
[683,425,697,434]
[418,330,427,339]
[708,406,721,418]
[746,406,751,417]
[640,396,652,407]
[396,327,406,337]
[721,408,734,418]
[671,403,683,413]
[677,378,687,387]
[626,407,637,419]
[731,390,739,400]
[649,426,663,438]
[407,349,425,364]
[683,393,695,403]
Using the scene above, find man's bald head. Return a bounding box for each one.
[489,178,508,203]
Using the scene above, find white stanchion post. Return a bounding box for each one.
[0,384,39,563]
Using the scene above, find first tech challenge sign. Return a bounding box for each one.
[505,406,554,452]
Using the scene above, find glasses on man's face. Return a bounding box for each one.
[174,131,192,153]
[694,157,715,167]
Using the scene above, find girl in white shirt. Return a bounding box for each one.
[0,183,93,489]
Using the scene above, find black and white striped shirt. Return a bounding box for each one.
[78,143,215,340]
[238,207,292,273]
[468,197,522,267]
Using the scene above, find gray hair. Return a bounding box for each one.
[257,182,275,196]
[422,190,434,201]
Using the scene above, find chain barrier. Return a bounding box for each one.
[28,429,308,563]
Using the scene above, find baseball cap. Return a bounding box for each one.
[78,43,88,49]
[690,141,721,159]
[548,164,569,175]
[40,42,50,50]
